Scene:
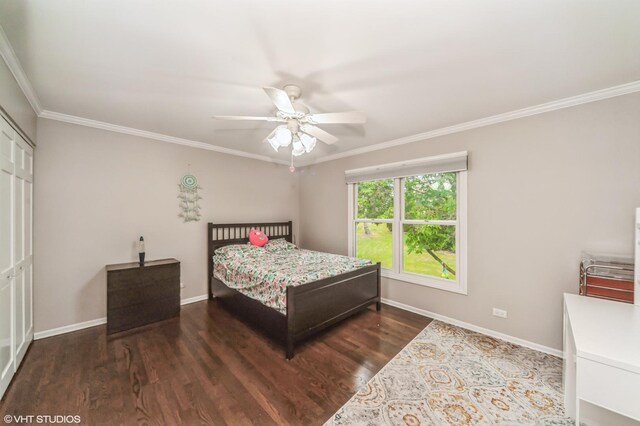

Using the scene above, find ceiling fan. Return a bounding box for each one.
[213,85,366,162]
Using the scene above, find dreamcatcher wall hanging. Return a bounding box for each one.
[178,174,202,222]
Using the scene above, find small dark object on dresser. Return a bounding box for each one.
[138,236,145,266]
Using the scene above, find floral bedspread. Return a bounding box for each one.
[213,248,372,314]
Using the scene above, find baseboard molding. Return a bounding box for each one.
[34,317,107,340]
[181,294,209,305]
[34,295,210,340]
[381,298,563,358]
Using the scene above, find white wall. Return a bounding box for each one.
[0,58,36,142]
[34,119,298,333]
[298,93,640,351]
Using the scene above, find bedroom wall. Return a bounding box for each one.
[0,58,37,141]
[297,92,640,351]
[33,118,299,333]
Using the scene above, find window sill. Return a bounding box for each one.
[381,269,467,295]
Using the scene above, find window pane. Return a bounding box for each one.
[357,179,394,219]
[356,222,392,269]
[404,173,456,220]
[403,224,456,280]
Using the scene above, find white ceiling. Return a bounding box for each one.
[1,0,639,164]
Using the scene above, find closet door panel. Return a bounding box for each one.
[14,175,23,264]
[13,136,32,366]
[0,278,12,395]
[13,142,25,363]
[24,169,32,259]
[0,122,13,275]
[0,167,12,273]
[14,270,25,363]
[14,267,29,366]
[24,264,32,340]
[23,145,32,174]
[24,179,33,339]
[0,119,15,398]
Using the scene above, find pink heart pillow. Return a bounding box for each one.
[249,229,269,247]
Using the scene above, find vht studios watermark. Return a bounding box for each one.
[3,415,81,424]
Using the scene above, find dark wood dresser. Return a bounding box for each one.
[106,258,180,334]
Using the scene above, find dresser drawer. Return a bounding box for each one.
[585,275,634,291]
[583,276,634,303]
[585,285,634,303]
[108,280,179,309]
[107,264,179,291]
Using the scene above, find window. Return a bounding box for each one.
[354,178,394,269]
[347,153,467,294]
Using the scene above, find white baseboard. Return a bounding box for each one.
[381,298,563,358]
[34,317,107,340]
[34,294,210,340]
[181,294,209,305]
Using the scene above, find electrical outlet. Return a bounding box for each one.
[180,282,185,289]
[492,308,507,319]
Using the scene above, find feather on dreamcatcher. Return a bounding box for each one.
[178,174,202,222]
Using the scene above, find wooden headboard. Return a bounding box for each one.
[207,221,293,291]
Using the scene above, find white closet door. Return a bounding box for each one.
[14,135,33,366]
[0,118,16,398]
[0,116,33,399]
[23,144,33,350]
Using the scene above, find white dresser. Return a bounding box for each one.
[563,293,640,423]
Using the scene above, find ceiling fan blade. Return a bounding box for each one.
[263,87,296,114]
[300,124,339,145]
[212,115,283,122]
[306,111,366,124]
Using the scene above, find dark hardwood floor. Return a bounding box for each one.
[0,300,431,425]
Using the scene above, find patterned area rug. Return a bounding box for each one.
[326,320,573,426]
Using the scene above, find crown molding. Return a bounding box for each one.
[0,25,43,115]
[30,79,640,168]
[39,110,290,165]
[302,80,640,166]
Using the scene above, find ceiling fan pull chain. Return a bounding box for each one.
[289,151,295,173]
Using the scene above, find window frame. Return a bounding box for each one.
[348,170,467,295]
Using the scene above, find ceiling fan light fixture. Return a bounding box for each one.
[267,135,280,152]
[214,85,367,158]
[299,133,316,153]
[274,126,292,147]
[291,139,305,157]
[266,128,280,152]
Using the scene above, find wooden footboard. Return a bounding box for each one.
[286,263,381,358]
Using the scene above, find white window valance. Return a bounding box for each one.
[344,151,468,184]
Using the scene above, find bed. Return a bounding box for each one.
[207,221,381,359]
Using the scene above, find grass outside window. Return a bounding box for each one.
[355,223,455,279]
